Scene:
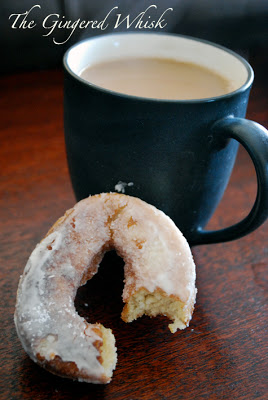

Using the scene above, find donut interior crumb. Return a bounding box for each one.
[99,326,117,380]
[121,288,188,333]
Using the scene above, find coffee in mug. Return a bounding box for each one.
[79,58,233,100]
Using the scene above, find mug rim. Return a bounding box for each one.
[63,32,254,104]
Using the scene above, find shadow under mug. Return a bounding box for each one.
[63,33,268,245]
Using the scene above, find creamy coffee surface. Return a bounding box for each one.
[80,58,233,100]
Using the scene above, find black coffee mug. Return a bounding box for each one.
[63,33,268,245]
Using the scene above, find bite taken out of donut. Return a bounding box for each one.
[14,193,197,384]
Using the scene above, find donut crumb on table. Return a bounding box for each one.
[14,193,196,383]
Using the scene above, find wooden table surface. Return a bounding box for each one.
[1,53,267,400]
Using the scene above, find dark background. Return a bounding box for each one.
[1,0,268,72]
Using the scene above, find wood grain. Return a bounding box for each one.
[0,53,267,400]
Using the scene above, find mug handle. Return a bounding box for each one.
[191,116,268,245]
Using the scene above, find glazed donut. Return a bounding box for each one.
[14,193,196,384]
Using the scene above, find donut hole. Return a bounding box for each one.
[75,251,123,381]
[75,251,125,327]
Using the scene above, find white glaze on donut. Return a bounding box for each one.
[14,193,196,383]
